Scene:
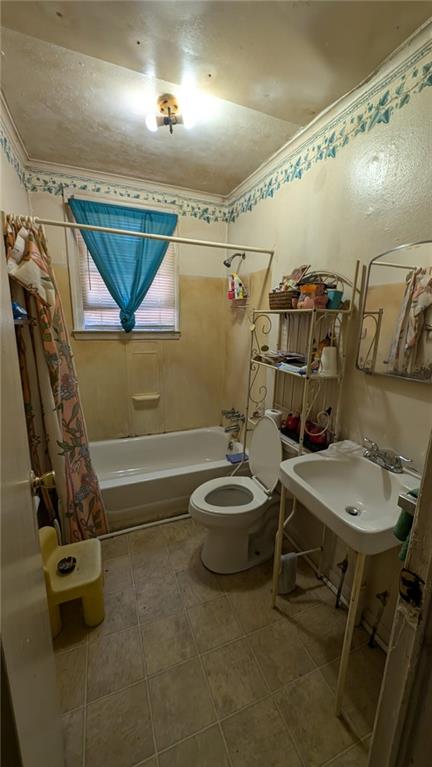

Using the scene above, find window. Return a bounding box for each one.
[70,211,179,335]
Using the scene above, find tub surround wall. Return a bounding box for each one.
[223,24,432,643]
[223,267,272,415]
[29,189,229,440]
[54,264,227,440]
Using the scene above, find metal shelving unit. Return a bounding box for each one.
[244,298,356,459]
[241,262,360,624]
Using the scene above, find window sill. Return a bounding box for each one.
[72,329,181,341]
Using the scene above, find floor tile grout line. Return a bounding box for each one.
[143,670,159,766]
[218,689,275,723]
[182,603,201,658]
[138,609,199,674]
[80,676,155,707]
[185,592,244,653]
[55,642,87,656]
[86,663,147,705]
[298,632,321,671]
[155,722,220,762]
[242,630,274,695]
[140,556,217,764]
[143,605,230,762]
[217,720,235,767]
[194,621,274,722]
[319,737,370,767]
[272,692,308,767]
[271,664,370,762]
[182,671,235,767]
[188,606,235,767]
[128,556,159,767]
[197,589,373,669]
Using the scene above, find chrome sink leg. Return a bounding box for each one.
[271,486,288,608]
[335,551,366,716]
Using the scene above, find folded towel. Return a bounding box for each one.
[399,536,411,562]
[394,510,413,542]
[226,452,248,464]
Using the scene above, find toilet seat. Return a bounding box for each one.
[190,476,268,517]
[189,416,282,573]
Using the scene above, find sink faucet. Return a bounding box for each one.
[363,437,412,474]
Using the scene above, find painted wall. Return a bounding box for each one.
[224,26,432,642]
[0,101,31,214]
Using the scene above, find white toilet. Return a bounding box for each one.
[189,416,282,574]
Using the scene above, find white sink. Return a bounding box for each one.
[280,450,419,555]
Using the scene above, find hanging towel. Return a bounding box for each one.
[394,488,419,562]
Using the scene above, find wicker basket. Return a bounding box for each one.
[231,297,248,308]
[269,291,297,310]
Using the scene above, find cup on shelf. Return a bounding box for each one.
[327,289,343,309]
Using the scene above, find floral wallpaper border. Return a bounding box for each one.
[1,37,431,225]
[0,126,28,190]
[227,38,432,222]
[25,168,228,225]
[0,127,228,224]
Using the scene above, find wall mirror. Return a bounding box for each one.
[357,241,432,383]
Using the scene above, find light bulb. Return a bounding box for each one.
[182,109,196,129]
[145,112,158,132]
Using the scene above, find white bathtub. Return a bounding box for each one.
[90,427,240,532]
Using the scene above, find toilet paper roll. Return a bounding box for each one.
[319,346,338,377]
[265,409,282,427]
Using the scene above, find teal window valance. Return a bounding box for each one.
[68,199,178,332]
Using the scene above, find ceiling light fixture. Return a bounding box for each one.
[146,93,185,135]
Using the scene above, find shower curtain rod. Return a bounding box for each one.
[9,214,274,257]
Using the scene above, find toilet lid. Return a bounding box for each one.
[249,415,282,492]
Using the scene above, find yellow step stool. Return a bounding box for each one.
[39,526,105,637]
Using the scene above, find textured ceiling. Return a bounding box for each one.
[1,28,296,195]
[1,1,431,194]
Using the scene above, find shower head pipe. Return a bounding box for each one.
[224,252,246,269]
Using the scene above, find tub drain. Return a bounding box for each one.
[345,505,361,516]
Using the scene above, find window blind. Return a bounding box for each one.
[75,226,178,331]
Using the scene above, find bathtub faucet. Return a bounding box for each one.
[224,425,241,433]
[222,409,244,421]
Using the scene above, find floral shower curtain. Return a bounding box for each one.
[5,216,108,541]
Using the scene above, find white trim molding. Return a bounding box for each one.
[72,330,180,341]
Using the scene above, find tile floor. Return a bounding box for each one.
[55,518,385,767]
